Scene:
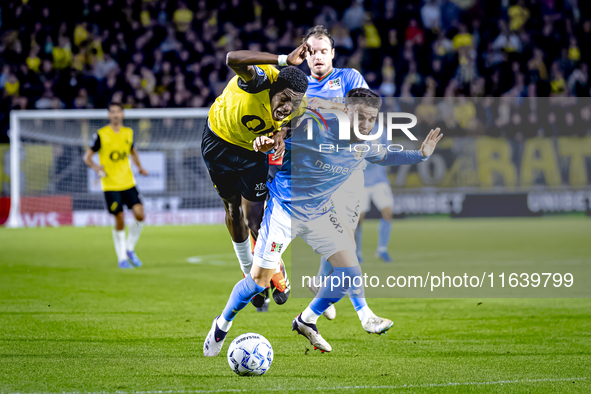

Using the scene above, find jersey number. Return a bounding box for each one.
[241,115,275,135]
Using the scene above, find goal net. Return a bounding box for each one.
[6,108,223,228]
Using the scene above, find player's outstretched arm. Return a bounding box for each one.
[130,147,149,176]
[420,128,443,157]
[226,43,312,82]
[371,128,443,167]
[307,97,345,111]
[83,148,106,178]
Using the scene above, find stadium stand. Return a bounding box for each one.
[1,0,591,142]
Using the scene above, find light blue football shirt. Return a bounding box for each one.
[268,113,427,221]
[306,68,369,102]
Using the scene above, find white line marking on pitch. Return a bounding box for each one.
[186,253,236,266]
[2,376,587,394]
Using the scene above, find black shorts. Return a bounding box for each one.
[201,121,268,202]
[104,186,142,215]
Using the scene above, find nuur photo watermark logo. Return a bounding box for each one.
[304,108,419,153]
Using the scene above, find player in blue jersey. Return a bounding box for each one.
[356,132,396,263]
[304,26,368,104]
[301,25,372,322]
[203,88,443,355]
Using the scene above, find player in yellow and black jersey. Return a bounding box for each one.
[83,102,149,269]
[201,43,311,310]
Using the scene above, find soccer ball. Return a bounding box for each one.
[227,333,273,376]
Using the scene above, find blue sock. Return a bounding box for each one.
[221,275,265,322]
[377,218,392,252]
[350,296,368,311]
[316,257,334,281]
[309,266,362,315]
[355,225,363,257]
[348,271,368,312]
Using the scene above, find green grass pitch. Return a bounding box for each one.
[1,216,590,393]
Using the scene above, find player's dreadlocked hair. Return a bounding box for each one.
[302,25,334,49]
[345,88,382,109]
[271,66,308,95]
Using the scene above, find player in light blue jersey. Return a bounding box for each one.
[300,25,371,321]
[203,88,443,355]
[356,132,397,263]
[303,26,368,104]
[258,26,367,312]
[260,26,365,312]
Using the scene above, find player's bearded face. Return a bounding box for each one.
[306,36,335,77]
[345,104,379,142]
[270,88,304,121]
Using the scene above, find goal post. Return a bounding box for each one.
[7,110,22,228]
[6,108,223,228]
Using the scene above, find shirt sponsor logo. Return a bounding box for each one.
[109,150,128,161]
[327,78,342,90]
[314,159,353,175]
[269,241,283,253]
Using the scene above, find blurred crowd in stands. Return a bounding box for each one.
[1,0,591,141]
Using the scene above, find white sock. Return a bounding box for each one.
[357,305,375,323]
[301,307,321,325]
[112,229,122,260]
[217,315,232,332]
[113,229,127,262]
[126,220,145,252]
[232,236,253,275]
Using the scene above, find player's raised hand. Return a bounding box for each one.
[420,128,443,157]
[271,133,285,160]
[253,136,275,153]
[287,43,312,66]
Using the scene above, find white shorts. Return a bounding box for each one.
[361,182,395,213]
[327,168,364,230]
[329,194,361,230]
[253,198,353,269]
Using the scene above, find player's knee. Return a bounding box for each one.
[244,216,261,234]
[382,208,393,221]
[113,212,125,229]
[250,260,275,287]
[223,200,242,221]
[133,207,145,221]
[225,205,242,223]
[251,271,273,288]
